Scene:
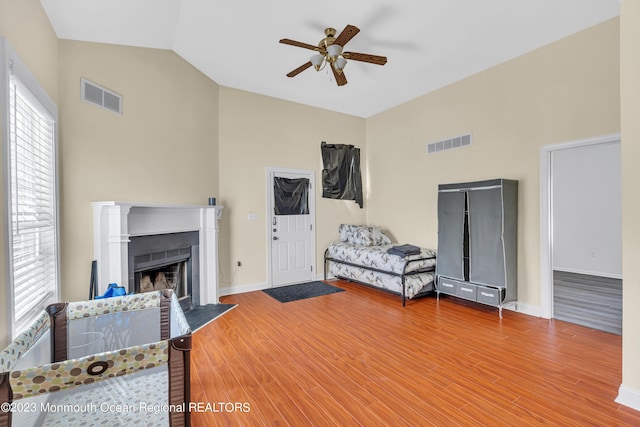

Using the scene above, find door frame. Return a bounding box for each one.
[539,132,621,319]
[266,166,316,287]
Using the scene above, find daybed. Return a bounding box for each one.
[0,290,191,427]
[324,225,436,306]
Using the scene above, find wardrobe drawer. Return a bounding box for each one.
[437,277,459,295]
[456,283,477,301]
[477,286,502,306]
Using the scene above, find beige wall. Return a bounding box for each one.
[0,0,58,100]
[2,2,638,404]
[366,18,620,309]
[218,87,365,291]
[620,1,640,396]
[58,40,219,302]
[0,0,59,347]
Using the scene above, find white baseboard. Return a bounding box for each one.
[507,301,542,318]
[219,281,268,296]
[616,385,640,411]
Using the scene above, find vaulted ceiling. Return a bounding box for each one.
[40,0,619,118]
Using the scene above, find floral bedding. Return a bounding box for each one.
[328,261,435,299]
[326,224,437,300]
[339,224,393,246]
[326,242,435,274]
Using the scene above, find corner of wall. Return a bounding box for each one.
[616,385,640,412]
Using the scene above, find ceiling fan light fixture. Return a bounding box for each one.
[334,57,347,73]
[310,54,324,71]
[327,44,342,59]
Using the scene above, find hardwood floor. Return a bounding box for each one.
[553,270,622,335]
[189,280,640,426]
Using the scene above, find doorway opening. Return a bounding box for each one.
[540,133,622,334]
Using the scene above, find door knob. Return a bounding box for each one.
[273,236,278,240]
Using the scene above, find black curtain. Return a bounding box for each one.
[273,177,310,215]
[321,141,363,208]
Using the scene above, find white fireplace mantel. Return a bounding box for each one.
[92,201,223,305]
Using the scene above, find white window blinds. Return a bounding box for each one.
[7,71,59,335]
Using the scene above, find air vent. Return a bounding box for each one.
[81,78,122,115]
[427,133,472,155]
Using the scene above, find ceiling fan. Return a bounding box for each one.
[279,25,387,86]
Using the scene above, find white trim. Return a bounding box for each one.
[265,167,317,287]
[0,38,10,339]
[616,385,640,411]
[539,133,621,319]
[219,281,269,296]
[507,302,542,318]
[1,37,60,339]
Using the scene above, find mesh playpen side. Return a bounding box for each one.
[0,290,192,427]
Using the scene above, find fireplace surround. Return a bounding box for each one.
[92,202,222,306]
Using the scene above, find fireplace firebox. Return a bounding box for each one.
[128,231,199,312]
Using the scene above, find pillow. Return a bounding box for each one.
[339,224,358,242]
[339,224,392,246]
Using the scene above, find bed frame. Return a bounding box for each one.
[323,248,436,306]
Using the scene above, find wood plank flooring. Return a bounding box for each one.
[189,280,640,426]
[554,270,622,335]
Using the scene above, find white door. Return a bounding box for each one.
[268,168,316,287]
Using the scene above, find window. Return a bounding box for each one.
[320,141,363,208]
[1,39,59,338]
[273,177,310,215]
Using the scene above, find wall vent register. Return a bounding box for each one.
[427,133,471,155]
[81,77,122,114]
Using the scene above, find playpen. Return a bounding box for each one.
[0,290,191,426]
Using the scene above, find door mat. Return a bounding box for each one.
[263,281,344,303]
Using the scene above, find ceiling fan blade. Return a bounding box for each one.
[333,25,360,47]
[279,38,318,51]
[331,66,348,86]
[344,52,387,66]
[286,61,313,78]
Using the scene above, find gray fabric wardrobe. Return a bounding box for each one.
[436,178,518,317]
